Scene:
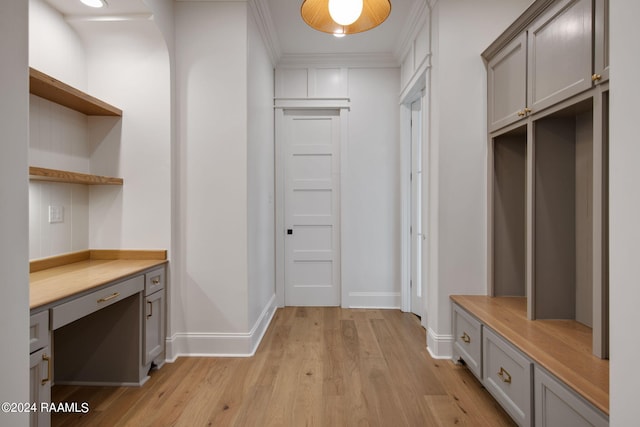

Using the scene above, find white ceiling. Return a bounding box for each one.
[45,0,421,60]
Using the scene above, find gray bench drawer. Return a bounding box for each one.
[483,327,533,426]
[453,304,482,379]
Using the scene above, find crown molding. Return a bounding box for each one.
[393,0,429,62]
[277,52,399,68]
[248,0,282,65]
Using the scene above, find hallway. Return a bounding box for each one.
[52,307,514,426]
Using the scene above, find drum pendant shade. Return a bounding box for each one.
[301,0,392,35]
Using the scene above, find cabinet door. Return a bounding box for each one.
[488,33,527,132]
[144,290,165,365]
[527,0,593,113]
[30,347,51,427]
[593,0,609,83]
[534,366,608,427]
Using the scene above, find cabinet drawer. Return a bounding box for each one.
[29,310,50,354]
[535,366,608,427]
[483,327,533,426]
[145,266,165,296]
[52,275,144,330]
[452,304,482,379]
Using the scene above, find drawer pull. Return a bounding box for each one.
[42,353,51,385]
[152,277,160,285]
[147,301,153,319]
[460,332,471,344]
[497,367,512,384]
[97,292,120,303]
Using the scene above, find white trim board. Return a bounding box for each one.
[346,291,401,309]
[165,295,277,360]
[426,327,453,359]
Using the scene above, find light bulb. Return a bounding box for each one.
[80,0,107,8]
[328,0,363,26]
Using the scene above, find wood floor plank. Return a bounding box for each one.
[52,308,515,427]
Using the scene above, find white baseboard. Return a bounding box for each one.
[426,327,453,359]
[346,291,401,309]
[166,294,277,360]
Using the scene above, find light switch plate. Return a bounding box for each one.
[48,205,64,223]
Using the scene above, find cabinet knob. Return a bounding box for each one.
[592,74,602,82]
[524,107,532,114]
[517,110,526,117]
[460,332,471,344]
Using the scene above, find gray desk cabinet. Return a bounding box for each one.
[144,267,166,367]
[29,311,50,427]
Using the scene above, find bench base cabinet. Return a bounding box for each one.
[535,367,608,427]
[452,301,608,427]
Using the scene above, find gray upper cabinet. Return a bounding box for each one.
[527,0,593,113]
[488,33,528,132]
[594,0,609,83]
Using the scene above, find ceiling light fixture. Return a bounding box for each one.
[80,0,108,8]
[301,0,391,36]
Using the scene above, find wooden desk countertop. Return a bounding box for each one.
[450,295,609,416]
[30,250,167,310]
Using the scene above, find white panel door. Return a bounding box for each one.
[284,110,340,306]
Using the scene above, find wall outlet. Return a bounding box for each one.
[48,205,64,223]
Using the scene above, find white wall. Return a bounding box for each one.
[28,0,91,259]
[426,0,532,357]
[609,2,640,424]
[247,8,276,329]
[29,0,86,89]
[343,67,401,308]
[0,0,29,425]
[173,0,252,354]
[74,19,172,251]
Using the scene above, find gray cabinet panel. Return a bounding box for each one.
[527,0,592,113]
[488,33,528,132]
[144,289,165,365]
[535,366,608,427]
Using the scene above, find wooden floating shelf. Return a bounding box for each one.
[29,166,123,185]
[29,67,122,117]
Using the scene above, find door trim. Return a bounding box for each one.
[400,72,428,328]
[274,100,350,307]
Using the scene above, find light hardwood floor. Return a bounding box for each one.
[52,307,515,426]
